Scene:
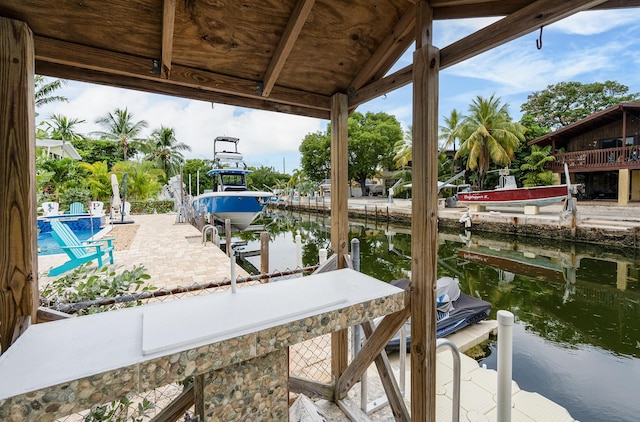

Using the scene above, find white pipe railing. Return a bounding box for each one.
[436,338,461,422]
[497,310,514,422]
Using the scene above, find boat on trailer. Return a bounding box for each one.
[192,137,273,230]
[456,166,580,208]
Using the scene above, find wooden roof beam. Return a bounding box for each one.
[34,36,330,114]
[36,61,330,120]
[349,3,416,91]
[262,0,315,98]
[161,0,176,79]
[349,64,412,111]
[350,0,609,108]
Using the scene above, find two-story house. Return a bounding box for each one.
[529,102,640,205]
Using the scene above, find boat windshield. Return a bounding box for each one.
[220,173,246,188]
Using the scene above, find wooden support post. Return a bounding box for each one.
[193,374,205,421]
[411,2,439,420]
[0,17,38,355]
[225,218,231,256]
[260,231,269,276]
[330,92,349,385]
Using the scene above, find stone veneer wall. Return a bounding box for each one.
[203,349,288,420]
[0,294,404,421]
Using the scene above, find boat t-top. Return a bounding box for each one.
[192,137,273,230]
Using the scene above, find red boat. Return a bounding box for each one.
[456,170,573,208]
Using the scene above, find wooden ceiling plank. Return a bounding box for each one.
[161,0,176,79]
[34,36,330,112]
[170,64,329,111]
[430,0,504,5]
[36,61,330,120]
[349,3,416,91]
[439,0,609,69]
[262,0,315,97]
[432,0,534,19]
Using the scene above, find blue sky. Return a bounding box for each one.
[36,8,640,173]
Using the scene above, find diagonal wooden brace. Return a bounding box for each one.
[335,301,411,400]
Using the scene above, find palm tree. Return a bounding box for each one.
[35,76,67,109]
[520,145,556,187]
[142,126,191,181]
[439,109,464,153]
[393,127,412,169]
[112,161,164,200]
[456,95,525,190]
[288,168,305,196]
[46,114,85,158]
[94,108,148,161]
[439,109,464,177]
[79,161,111,200]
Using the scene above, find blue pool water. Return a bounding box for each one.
[38,214,105,233]
[38,230,96,256]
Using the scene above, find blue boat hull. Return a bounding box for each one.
[192,191,272,229]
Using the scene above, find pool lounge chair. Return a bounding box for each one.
[48,220,115,276]
[69,202,85,214]
[41,202,60,216]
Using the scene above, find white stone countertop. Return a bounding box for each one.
[0,268,403,401]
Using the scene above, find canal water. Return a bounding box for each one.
[233,210,640,422]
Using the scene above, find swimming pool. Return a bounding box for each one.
[37,214,108,255]
[38,230,97,255]
[37,214,105,233]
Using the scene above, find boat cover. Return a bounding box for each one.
[383,278,491,352]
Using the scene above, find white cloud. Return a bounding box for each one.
[550,9,640,36]
[434,17,501,47]
[443,33,638,98]
[36,81,324,168]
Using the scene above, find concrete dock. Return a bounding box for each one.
[276,197,640,247]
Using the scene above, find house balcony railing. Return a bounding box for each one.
[549,146,640,172]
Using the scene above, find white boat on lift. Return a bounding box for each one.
[192,137,273,230]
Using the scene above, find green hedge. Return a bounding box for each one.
[108,200,176,214]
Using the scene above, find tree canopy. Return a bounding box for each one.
[520,81,640,130]
[299,131,331,183]
[299,111,402,191]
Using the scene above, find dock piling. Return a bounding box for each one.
[497,310,514,422]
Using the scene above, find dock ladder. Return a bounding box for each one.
[202,224,220,247]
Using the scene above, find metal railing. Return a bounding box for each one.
[436,338,461,422]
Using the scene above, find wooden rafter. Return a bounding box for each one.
[37,61,330,119]
[34,37,331,115]
[349,0,609,109]
[348,64,413,111]
[262,0,315,97]
[161,0,176,79]
[349,3,416,91]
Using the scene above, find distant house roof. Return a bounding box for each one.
[528,102,640,148]
[36,139,82,160]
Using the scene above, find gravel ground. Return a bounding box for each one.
[107,223,139,251]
